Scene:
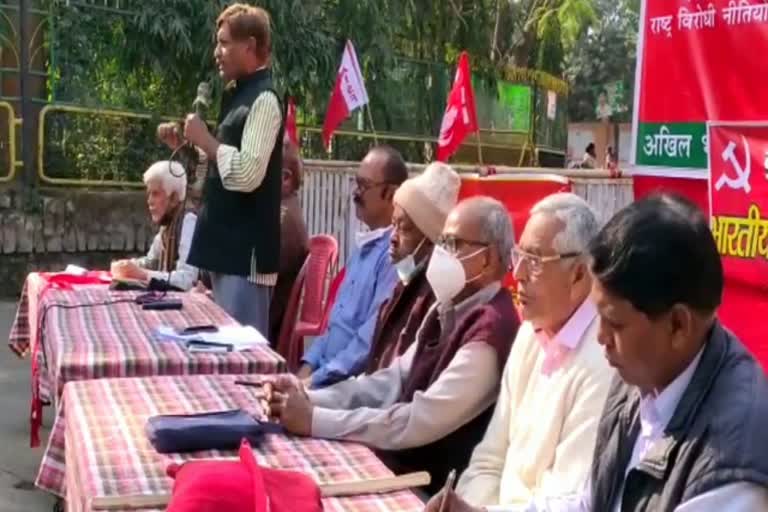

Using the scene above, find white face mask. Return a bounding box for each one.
[426,245,488,304]
[394,237,427,285]
[355,227,388,249]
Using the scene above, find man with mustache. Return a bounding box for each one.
[157,4,282,335]
[297,146,407,388]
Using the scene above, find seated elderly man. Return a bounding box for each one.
[270,197,521,494]
[428,194,768,511]
[365,162,461,373]
[269,136,310,342]
[111,161,198,291]
[425,193,612,510]
[297,146,407,388]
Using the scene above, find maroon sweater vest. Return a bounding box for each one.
[378,288,520,494]
[365,269,435,374]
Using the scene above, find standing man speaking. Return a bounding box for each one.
[157,4,283,334]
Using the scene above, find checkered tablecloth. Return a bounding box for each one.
[38,375,424,512]
[33,286,284,404]
[7,272,285,446]
[8,272,76,357]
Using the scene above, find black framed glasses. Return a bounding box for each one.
[511,247,580,275]
[437,234,488,254]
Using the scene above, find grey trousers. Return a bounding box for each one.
[210,272,272,336]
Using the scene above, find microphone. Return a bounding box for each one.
[192,82,212,119]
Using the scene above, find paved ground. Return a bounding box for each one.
[0,301,56,511]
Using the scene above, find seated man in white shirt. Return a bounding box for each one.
[444,193,612,509]
[268,197,521,494]
[111,161,199,291]
[427,194,768,511]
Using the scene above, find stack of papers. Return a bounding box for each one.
[154,325,268,352]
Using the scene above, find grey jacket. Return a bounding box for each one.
[590,321,768,512]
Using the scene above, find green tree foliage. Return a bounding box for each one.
[489,0,596,74]
[565,0,639,122]
[39,0,603,180]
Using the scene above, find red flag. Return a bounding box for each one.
[437,51,479,162]
[321,40,369,149]
[285,96,299,147]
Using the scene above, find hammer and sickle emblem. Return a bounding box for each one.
[715,136,752,194]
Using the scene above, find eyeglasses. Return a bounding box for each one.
[437,234,488,255]
[351,177,392,195]
[511,247,580,275]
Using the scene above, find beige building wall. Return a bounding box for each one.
[568,122,632,165]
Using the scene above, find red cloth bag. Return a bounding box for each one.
[166,440,324,512]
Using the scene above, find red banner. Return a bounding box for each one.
[458,174,572,243]
[640,1,768,124]
[633,0,768,175]
[708,123,768,369]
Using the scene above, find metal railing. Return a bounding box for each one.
[0,101,19,182]
[33,105,538,186]
[37,104,178,186]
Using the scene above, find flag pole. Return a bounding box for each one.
[366,104,379,145]
[475,129,484,166]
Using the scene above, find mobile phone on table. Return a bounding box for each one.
[178,325,219,335]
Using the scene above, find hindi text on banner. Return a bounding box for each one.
[643,125,694,160]
[679,4,717,30]
[650,15,674,36]
[711,205,768,259]
[723,0,768,26]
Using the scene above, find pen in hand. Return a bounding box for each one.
[438,469,457,512]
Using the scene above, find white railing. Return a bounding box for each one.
[301,160,635,266]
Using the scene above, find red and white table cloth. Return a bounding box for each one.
[38,374,424,512]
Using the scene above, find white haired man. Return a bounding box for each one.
[111,161,199,291]
[425,193,613,511]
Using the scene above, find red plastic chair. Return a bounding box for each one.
[319,267,346,334]
[295,235,339,333]
[283,235,339,369]
[274,261,307,363]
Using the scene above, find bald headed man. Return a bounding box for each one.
[270,197,521,494]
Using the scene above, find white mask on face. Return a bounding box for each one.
[426,245,467,304]
[394,237,427,285]
[355,227,388,249]
[426,244,489,304]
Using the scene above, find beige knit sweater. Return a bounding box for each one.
[456,314,613,508]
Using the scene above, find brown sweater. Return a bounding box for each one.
[379,288,520,494]
[269,194,309,342]
[365,267,435,374]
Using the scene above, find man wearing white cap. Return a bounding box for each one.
[365,162,461,373]
[270,196,521,494]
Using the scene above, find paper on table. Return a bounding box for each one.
[154,325,268,351]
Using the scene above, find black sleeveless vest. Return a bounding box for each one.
[188,68,284,277]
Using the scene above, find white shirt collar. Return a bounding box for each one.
[639,346,705,435]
